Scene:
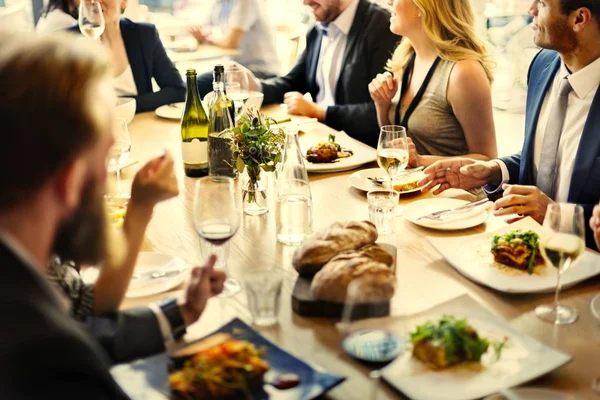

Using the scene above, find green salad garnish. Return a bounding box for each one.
[491,229,540,274]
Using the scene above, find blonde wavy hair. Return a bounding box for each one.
[387,0,494,83]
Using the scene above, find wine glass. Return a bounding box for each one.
[107,118,132,200]
[225,82,242,120]
[193,176,241,297]
[79,0,105,40]
[535,203,586,325]
[376,125,408,192]
[225,65,250,117]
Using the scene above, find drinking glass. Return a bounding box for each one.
[536,203,586,325]
[225,65,250,116]
[107,119,131,200]
[224,82,242,120]
[193,176,241,297]
[367,190,399,234]
[376,126,408,192]
[78,0,105,40]
[244,269,282,326]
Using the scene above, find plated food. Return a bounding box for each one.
[491,230,544,275]
[169,333,270,399]
[410,316,504,370]
[306,134,353,163]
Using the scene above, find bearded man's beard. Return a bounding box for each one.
[52,178,126,267]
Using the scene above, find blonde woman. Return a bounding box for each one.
[369,0,497,167]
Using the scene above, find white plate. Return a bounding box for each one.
[301,131,376,173]
[403,198,489,231]
[427,218,600,293]
[591,293,600,322]
[376,294,572,400]
[348,167,425,194]
[155,102,185,120]
[127,252,189,298]
[483,388,579,400]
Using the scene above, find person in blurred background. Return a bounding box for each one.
[191,0,280,96]
[36,0,79,32]
[0,32,225,397]
[369,0,497,167]
[590,202,600,250]
[418,0,600,249]
[234,0,400,147]
[68,0,185,113]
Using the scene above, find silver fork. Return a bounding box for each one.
[416,198,489,222]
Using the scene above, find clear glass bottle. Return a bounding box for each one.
[275,127,313,245]
[208,65,236,178]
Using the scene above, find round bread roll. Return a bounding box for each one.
[334,244,394,266]
[292,221,378,276]
[311,257,396,304]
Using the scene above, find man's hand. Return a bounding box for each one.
[493,184,554,224]
[178,255,226,327]
[590,202,600,250]
[418,158,498,194]
[283,92,325,121]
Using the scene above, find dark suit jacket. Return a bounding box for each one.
[260,0,400,147]
[0,242,165,399]
[69,18,185,113]
[501,49,600,249]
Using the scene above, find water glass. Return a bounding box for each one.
[367,190,399,234]
[244,270,283,326]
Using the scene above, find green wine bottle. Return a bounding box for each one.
[208,65,236,177]
[181,69,209,177]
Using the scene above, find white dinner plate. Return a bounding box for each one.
[403,198,490,231]
[347,167,425,194]
[377,294,571,400]
[126,252,189,298]
[483,388,580,400]
[427,217,600,293]
[155,102,185,120]
[301,131,376,173]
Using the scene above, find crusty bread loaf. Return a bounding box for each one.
[333,244,394,267]
[292,221,378,276]
[311,256,395,304]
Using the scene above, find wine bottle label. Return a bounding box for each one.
[182,138,208,164]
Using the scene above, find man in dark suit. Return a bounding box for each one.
[418,0,600,249]
[239,0,400,147]
[0,32,225,399]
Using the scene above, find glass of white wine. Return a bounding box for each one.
[536,203,586,325]
[376,125,408,192]
[108,118,132,200]
[78,0,105,40]
[225,65,250,117]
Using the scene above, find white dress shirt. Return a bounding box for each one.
[491,56,600,202]
[113,65,138,97]
[314,0,359,107]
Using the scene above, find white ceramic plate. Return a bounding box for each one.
[301,131,376,173]
[348,167,425,194]
[377,295,572,400]
[403,198,490,231]
[427,218,600,293]
[127,252,189,298]
[155,102,185,120]
[483,388,580,400]
[591,293,600,322]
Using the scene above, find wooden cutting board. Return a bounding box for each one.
[291,244,397,320]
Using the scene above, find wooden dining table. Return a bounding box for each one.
[120,107,600,399]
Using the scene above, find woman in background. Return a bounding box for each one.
[68,0,185,112]
[369,0,497,167]
[36,0,79,32]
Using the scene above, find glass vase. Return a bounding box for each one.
[241,167,268,216]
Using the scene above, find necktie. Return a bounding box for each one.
[536,77,573,198]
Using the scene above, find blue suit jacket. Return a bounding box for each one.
[69,19,185,113]
[501,50,600,248]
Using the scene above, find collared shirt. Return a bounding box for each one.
[314,0,359,107]
[489,56,600,201]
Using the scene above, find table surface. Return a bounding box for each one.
[121,106,600,399]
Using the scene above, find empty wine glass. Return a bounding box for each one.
[193,176,241,296]
[376,126,408,193]
[536,203,586,325]
[225,65,250,116]
[107,118,131,200]
[79,0,105,40]
[225,82,242,119]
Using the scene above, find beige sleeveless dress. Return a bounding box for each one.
[388,59,470,157]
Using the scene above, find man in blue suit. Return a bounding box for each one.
[418,0,600,249]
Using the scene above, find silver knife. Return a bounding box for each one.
[368,166,424,185]
[416,198,489,221]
